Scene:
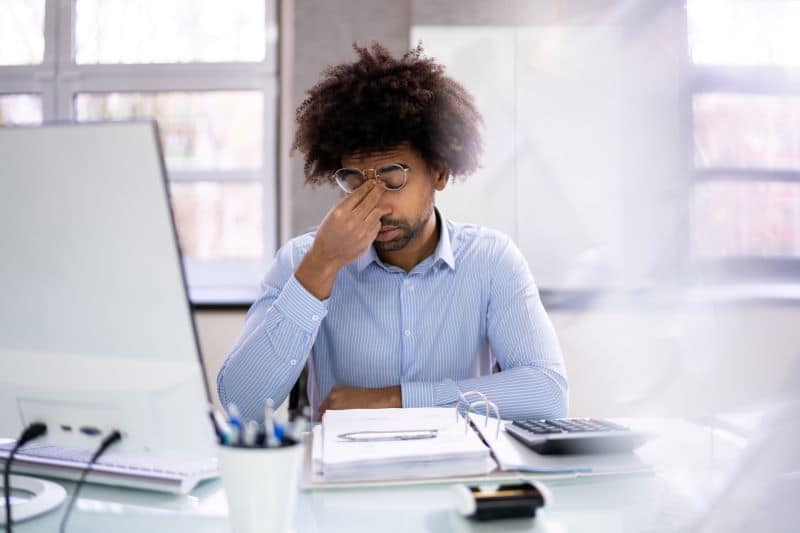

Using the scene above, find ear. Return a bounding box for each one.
[433,167,449,192]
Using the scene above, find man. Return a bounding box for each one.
[217,43,567,422]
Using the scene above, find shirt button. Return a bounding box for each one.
[404,330,411,337]
[289,359,297,365]
[311,314,319,322]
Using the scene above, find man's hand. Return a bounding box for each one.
[317,385,402,420]
[295,180,389,299]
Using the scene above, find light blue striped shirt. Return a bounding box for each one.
[217,211,568,422]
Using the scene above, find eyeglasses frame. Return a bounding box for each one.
[333,163,410,194]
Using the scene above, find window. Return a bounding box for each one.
[0,0,278,303]
[0,0,45,65]
[0,94,43,125]
[688,0,800,276]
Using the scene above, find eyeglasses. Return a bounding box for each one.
[334,163,410,194]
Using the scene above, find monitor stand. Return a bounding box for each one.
[1,474,66,524]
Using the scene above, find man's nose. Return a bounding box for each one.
[377,193,392,216]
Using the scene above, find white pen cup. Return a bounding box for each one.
[217,440,304,533]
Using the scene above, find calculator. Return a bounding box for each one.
[505,418,649,455]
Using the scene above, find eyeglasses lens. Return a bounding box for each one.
[376,164,406,190]
[334,164,407,193]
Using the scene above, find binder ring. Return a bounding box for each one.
[455,391,501,441]
[455,391,488,421]
[464,400,501,440]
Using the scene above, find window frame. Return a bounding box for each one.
[690,63,800,282]
[0,0,278,304]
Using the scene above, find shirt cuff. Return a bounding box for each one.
[401,379,461,408]
[271,274,329,334]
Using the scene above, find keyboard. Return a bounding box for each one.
[0,442,218,494]
[505,418,649,455]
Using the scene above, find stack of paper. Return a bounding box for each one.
[317,408,494,481]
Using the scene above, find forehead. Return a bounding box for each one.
[341,144,422,168]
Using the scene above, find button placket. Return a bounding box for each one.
[400,275,412,375]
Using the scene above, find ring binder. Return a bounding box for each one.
[308,401,654,488]
[457,391,501,440]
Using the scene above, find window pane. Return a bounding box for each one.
[74,91,263,171]
[692,181,800,258]
[688,0,800,66]
[694,93,800,170]
[74,0,271,64]
[0,94,42,125]
[169,181,262,260]
[0,0,45,65]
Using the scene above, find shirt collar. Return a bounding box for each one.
[355,244,380,272]
[355,207,456,273]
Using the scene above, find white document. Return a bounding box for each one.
[319,408,494,481]
[303,409,654,489]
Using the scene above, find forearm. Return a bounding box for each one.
[402,366,568,421]
[217,275,328,422]
[294,246,341,300]
[217,322,311,422]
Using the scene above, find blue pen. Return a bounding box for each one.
[227,403,243,445]
[212,408,232,445]
[264,399,280,447]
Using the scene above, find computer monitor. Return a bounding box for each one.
[0,121,215,460]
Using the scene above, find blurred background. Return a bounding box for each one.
[2,0,799,435]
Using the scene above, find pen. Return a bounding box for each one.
[255,426,266,447]
[227,403,243,445]
[264,399,280,447]
[242,420,259,447]
[208,406,223,444]
[287,411,307,442]
[211,407,232,445]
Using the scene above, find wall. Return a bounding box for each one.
[194,310,247,408]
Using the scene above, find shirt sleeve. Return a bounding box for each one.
[401,235,568,420]
[216,238,328,422]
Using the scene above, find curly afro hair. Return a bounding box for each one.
[292,41,483,185]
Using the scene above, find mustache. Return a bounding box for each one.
[379,217,410,229]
